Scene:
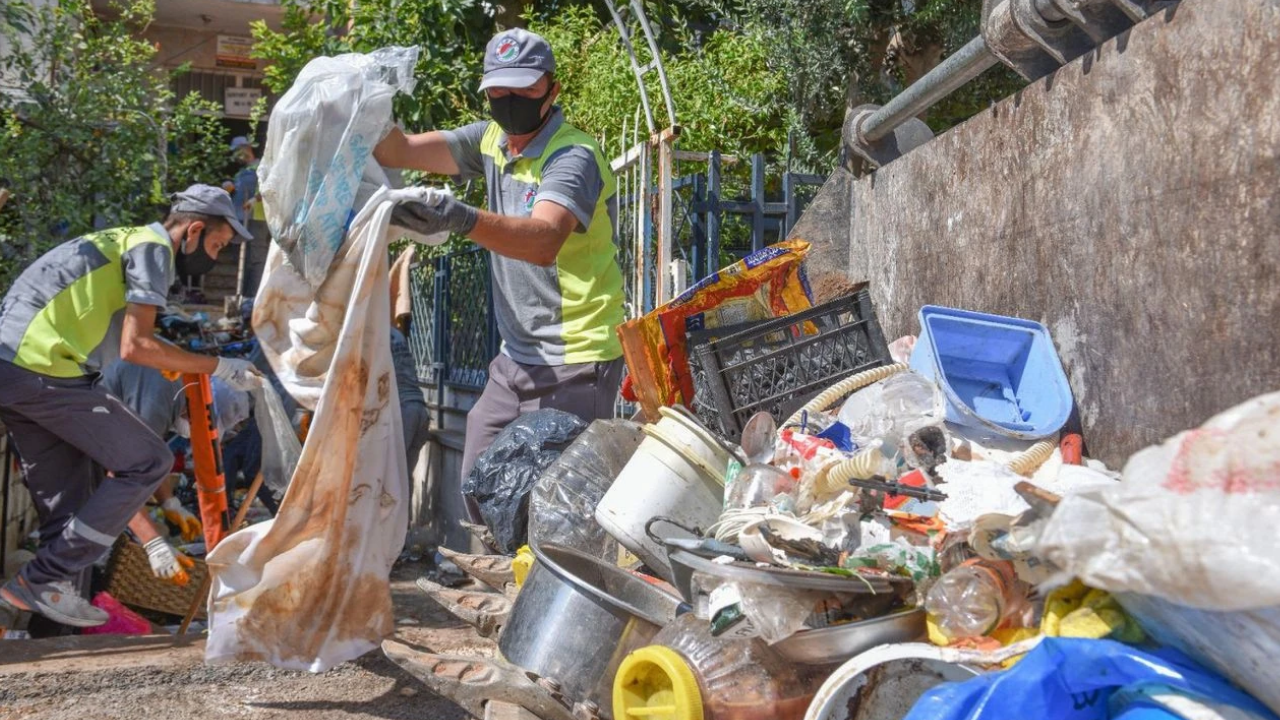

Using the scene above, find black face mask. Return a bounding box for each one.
[176,228,217,277]
[489,86,553,136]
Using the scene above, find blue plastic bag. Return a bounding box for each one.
[904,638,1278,720]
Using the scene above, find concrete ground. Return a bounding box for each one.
[0,561,490,720]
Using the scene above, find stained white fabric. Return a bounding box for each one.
[205,186,444,671]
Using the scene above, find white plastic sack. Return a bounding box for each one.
[259,46,419,288]
[205,186,436,671]
[251,382,301,495]
[1039,391,1280,611]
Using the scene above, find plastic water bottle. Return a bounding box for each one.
[924,558,1024,640]
[837,371,944,451]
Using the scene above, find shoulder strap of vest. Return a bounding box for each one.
[480,122,505,169]
[541,122,616,199]
[84,226,166,259]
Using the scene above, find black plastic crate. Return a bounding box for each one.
[686,290,892,442]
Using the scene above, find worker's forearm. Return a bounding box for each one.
[128,510,160,544]
[467,211,565,266]
[374,127,460,176]
[122,335,218,375]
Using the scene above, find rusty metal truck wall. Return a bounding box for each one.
[795,0,1280,468]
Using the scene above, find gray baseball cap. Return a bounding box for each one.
[170,184,252,242]
[480,29,556,91]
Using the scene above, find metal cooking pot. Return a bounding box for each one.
[499,543,683,716]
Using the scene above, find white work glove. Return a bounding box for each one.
[213,356,261,391]
[143,537,194,585]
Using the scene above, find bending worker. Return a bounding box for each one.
[103,360,251,583]
[0,184,260,627]
[375,29,626,521]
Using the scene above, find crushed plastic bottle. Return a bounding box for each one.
[725,463,797,513]
[837,371,945,452]
[924,558,1028,640]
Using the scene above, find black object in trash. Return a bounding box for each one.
[462,409,588,554]
[686,290,892,442]
[848,476,950,502]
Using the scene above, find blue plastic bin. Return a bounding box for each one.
[909,306,1073,440]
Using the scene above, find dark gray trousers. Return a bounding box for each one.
[460,355,624,523]
[0,361,171,585]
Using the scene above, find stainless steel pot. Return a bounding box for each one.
[499,543,683,716]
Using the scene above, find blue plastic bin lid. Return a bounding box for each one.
[910,305,1073,440]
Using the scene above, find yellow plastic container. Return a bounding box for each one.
[614,613,826,720]
[615,646,703,720]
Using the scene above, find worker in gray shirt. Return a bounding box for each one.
[101,361,250,582]
[375,29,626,521]
[0,185,260,627]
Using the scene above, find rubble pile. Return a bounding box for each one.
[405,247,1280,720]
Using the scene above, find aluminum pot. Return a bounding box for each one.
[499,543,683,716]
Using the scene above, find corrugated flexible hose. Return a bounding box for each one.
[782,363,909,432]
[1005,437,1057,476]
[816,444,885,496]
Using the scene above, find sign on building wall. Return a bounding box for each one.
[225,87,262,118]
[216,35,256,69]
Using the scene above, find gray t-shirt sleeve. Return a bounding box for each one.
[122,243,174,308]
[102,361,181,437]
[536,146,603,233]
[440,122,489,183]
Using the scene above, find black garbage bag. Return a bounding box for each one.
[462,409,588,554]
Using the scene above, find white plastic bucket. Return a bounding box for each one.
[595,422,726,582]
[654,405,737,471]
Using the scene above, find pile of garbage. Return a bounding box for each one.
[403,246,1280,720]
[156,302,256,358]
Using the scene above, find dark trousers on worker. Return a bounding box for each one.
[460,354,625,523]
[0,361,171,585]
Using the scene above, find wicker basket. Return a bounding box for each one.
[104,536,208,619]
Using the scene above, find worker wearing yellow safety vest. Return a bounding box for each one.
[375,29,626,524]
[0,185,261,628]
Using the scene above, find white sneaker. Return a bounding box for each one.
[0,575,108,628]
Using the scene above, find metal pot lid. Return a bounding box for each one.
[530,543,682,626]
[772,608,927,665]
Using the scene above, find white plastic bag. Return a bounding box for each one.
[1039,391,1280,611]
[259,46,419,288]
[251,382,301,495]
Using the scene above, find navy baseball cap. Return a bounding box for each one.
[171,184,252,242]
[480,29,556,91]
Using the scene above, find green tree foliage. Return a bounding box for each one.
[700,0,1024,168]
[532,5,788,157]
[251,1,788,162]
[250,0,494,132]
[0,0,231,287]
